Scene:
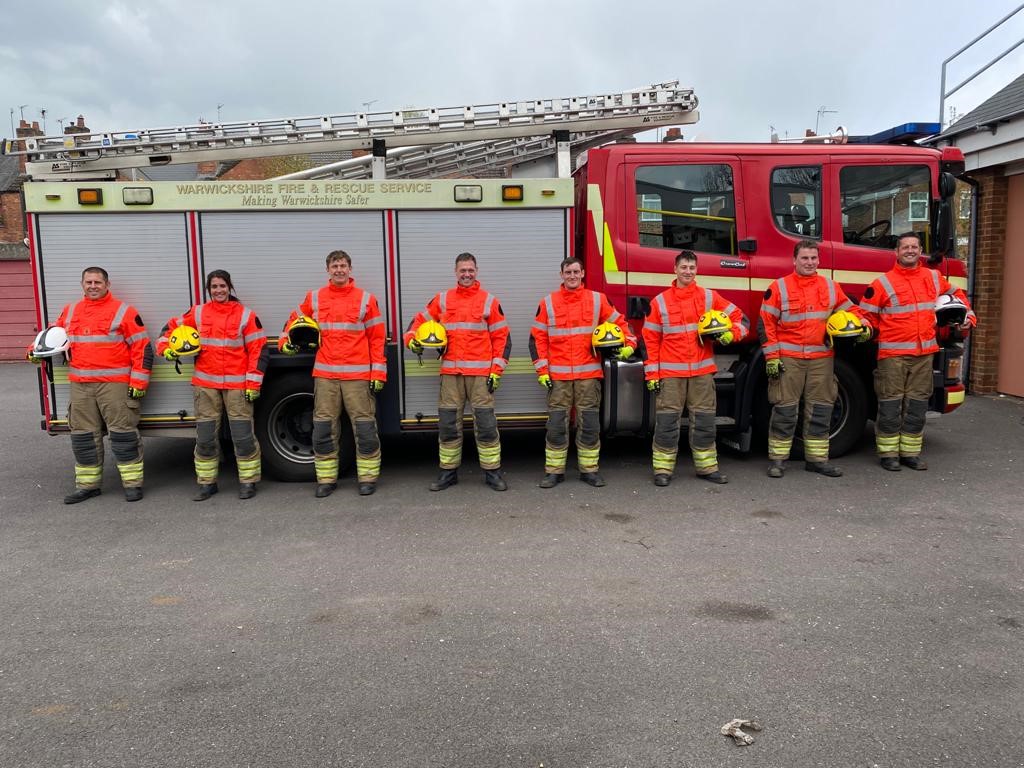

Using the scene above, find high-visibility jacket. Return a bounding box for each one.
[643,281,749,380]
[759,272,865,361]
[44,292,152,389]
[403,281,510,377]
[157,300,267,390]
[281,281,386,381]
[529,286,635,381]
[859,261,975,360]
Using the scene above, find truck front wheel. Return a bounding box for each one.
[255,371,354,482]
[822,357,868,457]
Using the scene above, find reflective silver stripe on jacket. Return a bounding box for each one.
[69,366,131,377]
[194,371,247,385]
[314,363,372,374]
[440,360,491,370]
[550,363,602,375]
[779,342,828,354]
[879,341,935,351]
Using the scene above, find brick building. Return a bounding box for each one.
[933,72,1024,397]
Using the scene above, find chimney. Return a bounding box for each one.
[13,120,44,174]
[64,115,90,135]
[197,160,218,177]
[661,127,683,142]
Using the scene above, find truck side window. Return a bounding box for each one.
[635,164,736,255]
[771,166,821,238]
[839,165,930,250]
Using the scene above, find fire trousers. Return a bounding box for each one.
[874,354,932,459]
[67,382,143,490]
[313,379,381,484]
[544,379,602,474]
[652,374,719,477]
[438,374,500,470]
[767,356,836,462]
[193,387,260,485]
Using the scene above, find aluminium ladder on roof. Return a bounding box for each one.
[271,128,642,181]
[3,81,698,181]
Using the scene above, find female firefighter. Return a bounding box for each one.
[157,270,269,500]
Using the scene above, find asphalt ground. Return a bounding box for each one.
[1,361,1021,768]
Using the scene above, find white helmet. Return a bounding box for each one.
[935,294,968,327]
[32,326,70,358]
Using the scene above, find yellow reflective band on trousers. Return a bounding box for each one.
[477,441,501,471]
[356,453,381,482]
[75,464,103,490]
[875,433,900,457]
[439,442,462,470]
[768,436,794,461]
[899,433,923,456]
[545,445,569,474]
[117,460,144,488]
[577,445,600,473]
[803,437,830,463]
[236,456,261,482]
[315,457,339,483]
[194,456,220,483]
[652,448,676,475]
[691,446,718,472]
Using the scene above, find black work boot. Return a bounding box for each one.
[653,474,671,487]
[315,482,337,498]
[429,469,458,492]
[358,482,376,496]
[900,456,928,471]
[484,469,508,491]
[193,483,218,502]
[880,457,901,472]
[579,471,606,487]
[699,470,729,484]
[804,461,842,477]
[538,473,564,489]
[64,488,101,505]
[124,487,144,502]
[237,483,256,500]
[767,460,785,478]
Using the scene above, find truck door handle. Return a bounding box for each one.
[628,296,650,319]
[738,238,757,253]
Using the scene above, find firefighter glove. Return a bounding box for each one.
[408,338,423,354]
[616,345,635,361]
[486,373,501,393]
[162,348,178,362]
[26,352,42,364]
[646,379,661,393]
[538,374,553,390]
[280,341,299,356]
[244,389,260,403]
[855,326,873,343]
[128,387,147,400]
[369,379,384,394]
[766,358,784,379]
[718,331,734,345]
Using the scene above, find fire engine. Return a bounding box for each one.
[3,83,970,480]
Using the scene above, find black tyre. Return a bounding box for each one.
[255,371,354,482]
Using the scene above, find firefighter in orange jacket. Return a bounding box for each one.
[404,252,510,492]
[759,239,871,478]
[28,266,152,504]
[529,257,636,488]
[643,250,748,486]
[280,250,386,498]
[158,270,268,501]
[859,232,976,471]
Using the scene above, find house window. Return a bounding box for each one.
[908,191,929,221]
[959,189,972,219]
[634,164,736,255]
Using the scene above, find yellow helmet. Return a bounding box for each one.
[414,320,448,350]
[287,315,320,350]
[168,325,201,357]
[826,310,864,340]
[592,322,625,352]
[698,310,732,339]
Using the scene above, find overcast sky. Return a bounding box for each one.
[2,0,1023,144]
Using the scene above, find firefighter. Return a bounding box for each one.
[404,252,510,492]
[529,257,636,488]
[643,250,748,486]
[280,250,386,497]
[157,270,268,501]
[27,267,152,504]
[759,240,872,478]
[859,232,976,471]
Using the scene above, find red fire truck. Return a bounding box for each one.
[5,85,969,479]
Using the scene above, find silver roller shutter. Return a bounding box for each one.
[36,213,193,417]
[199,211,389,339]
[397,209,566,420]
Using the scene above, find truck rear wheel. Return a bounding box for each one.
[255,371,354,482]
